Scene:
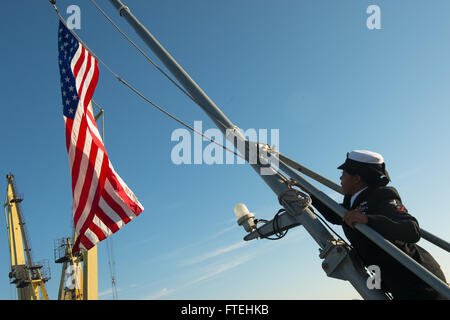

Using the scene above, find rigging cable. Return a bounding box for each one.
[93,99,119,300]
[50,3,247,165]
[254,209,289,240]
[53,2,352,249]
[52,1,352,250]
[106,236,119,299]
[49,7,281,297]
[87,0,235,134]
[88,0,285,173]
[50,1,382,295]
[286,183,353,249]
[89,0,196,105]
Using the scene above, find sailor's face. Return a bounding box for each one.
[340,170,360,195]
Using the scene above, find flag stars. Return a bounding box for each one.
[68,85,74,92]
[68,108,74,114]
[65,76,70,83]
[72,94,78,101]
[65,99,70,106]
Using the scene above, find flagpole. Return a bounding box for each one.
[52,1,143,299]
[80,101,103,300]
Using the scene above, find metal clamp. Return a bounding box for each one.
[118,4,129,16]
[320,241,349,280]
[278,188,311,216]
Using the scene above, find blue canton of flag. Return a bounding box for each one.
[58,21,80,120]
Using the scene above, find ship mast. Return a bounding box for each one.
[106,0,450,300]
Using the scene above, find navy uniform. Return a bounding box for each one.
[310,150,447,300]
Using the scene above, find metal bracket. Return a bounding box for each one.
[118,4,129,16]
[256,143,271,168]
[244,210,302,241]
[320,241,350,280]
[279,189,311,216]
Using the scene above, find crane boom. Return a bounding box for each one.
[54,101,103,300]
[3,174,49,300]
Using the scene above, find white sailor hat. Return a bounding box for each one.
[338,150,391,183]
[345,150,384,165]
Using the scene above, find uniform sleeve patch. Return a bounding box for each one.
[389,199,407,212]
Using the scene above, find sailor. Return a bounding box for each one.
[293,150,447,300]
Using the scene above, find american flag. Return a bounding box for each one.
[57,20,144,253]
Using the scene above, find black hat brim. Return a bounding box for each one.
[338,158,383,175]
[338,158,390,182]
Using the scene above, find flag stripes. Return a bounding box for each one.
[57,20,143,253]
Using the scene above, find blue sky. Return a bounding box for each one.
[1,0,449,300]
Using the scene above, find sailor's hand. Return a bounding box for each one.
[343,208,368,228]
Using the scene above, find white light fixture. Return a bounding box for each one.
[234,203,255,233]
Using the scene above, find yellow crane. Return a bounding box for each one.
[3,173,97,300]
[4,103,110,300]
[3,174,50,300]
[54,237,98,300]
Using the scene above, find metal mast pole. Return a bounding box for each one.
[273,155,450,298]
[106,1,308,206]
[107,0,388,300]
[106,0,449,299]
[80,102,101,300]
